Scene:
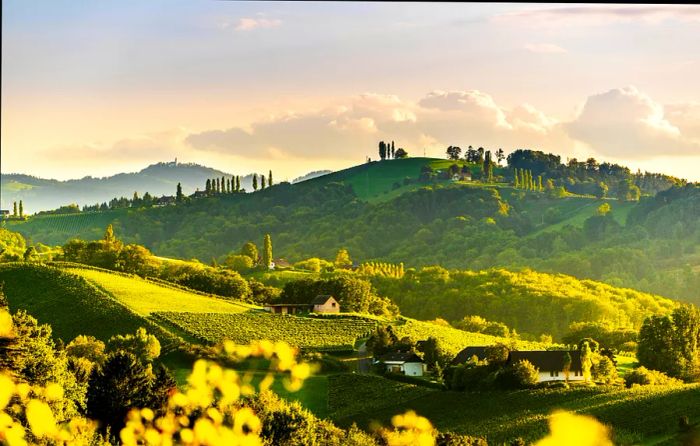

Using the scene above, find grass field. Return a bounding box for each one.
[327,373,700,445]
[154,312,379,350]
[0,263,164,343]
[66,267,251,316]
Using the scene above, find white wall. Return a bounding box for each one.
[537,371,585,382]
[403,362,425,377]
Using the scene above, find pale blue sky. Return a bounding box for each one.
[2,2,700,180]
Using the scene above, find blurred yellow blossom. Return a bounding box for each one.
[535,410,613,446]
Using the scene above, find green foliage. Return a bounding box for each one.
[592,356,618,384]
[562,321,637,352]
[499,359,540,389]
[294,258,332,273]
[263,234,273,269]
[372,267,673,339]
[107,327,161,363]
[281,275,387,315]
[153,312,379,350]
[241,242,259,264]
[637,304,700,380]
[624,366,683,388]
[334,248,352,269]
[225,254,255,272]
[0,309,86,420]
[65,335,107,365]
[0,228,27,261]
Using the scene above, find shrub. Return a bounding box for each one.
[624,366,682,388]
[497,360,539,389]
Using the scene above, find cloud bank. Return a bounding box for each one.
[185,87,699,164]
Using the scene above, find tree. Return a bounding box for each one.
[13,201,17,217]
[253,174,258,191]
[176,183,184,202]
[513,169,520,188]
[334,248,352,269]
[86,351,155,432]
[241,241,259,264]
[261,175,266,189]
[563,352,572,383]
[269,170,273,186]
[378,141,387,160]
[446,146,462,160]
[262,234,273,269]
[104,224,117,244]
[225,254,254,272]
[107,328,161,364]
[596,181,609,199]
[236,176,241,192]
[597,203,612,216]
[66,335,107,365]
[496,148,505,165]
[391,141,395,159]
[206,178,212,194]
[19,200,24,217]
[394,148,408,159]
[366,326,399,357]
[580,341,593,382]
[23,246,37,262]
[592,356,618,384]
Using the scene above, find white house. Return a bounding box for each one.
[508,350,585,383]
[378,352,426,377]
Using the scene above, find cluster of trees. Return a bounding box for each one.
[507,149,677,199]
[378,140,407,160]
[369,266,673,340]
[453,315,515,339]
[356,261,405,278]
[562,321,638,353]
[444,146,503,182]
[6,200,25,219]
[280,275,398,316]
[224,235,274,271]
[513,168,543,192]
[636,304,700,381]
[205,175,242,195]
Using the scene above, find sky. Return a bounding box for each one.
[2,1,700,182]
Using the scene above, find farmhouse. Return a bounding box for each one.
[155,196,176,206]
[508,350,584,382]
[263,295,340,315]
[191,190,208,199]
[451,346,490,365]
[311,295,340,313]
[378,352,426,377]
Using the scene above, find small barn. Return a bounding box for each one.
[379,352,426,377]
[508,351,584,382]
[311,295,340,313]
[262,304,309,315]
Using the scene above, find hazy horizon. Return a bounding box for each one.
[3,2,700,181]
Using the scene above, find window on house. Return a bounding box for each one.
[332,302,336,307]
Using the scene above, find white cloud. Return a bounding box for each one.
[523,43,567,54]
[494,5,700,27]
[566,86,700,158]
[233,17,282,31]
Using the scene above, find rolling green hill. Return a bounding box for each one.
[6,156,700,305]
[0,263,173,344]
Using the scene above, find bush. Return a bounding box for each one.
[225,254,254,272]
[624,366,682,388]
[497,360,539,389]
[592,356,618,384]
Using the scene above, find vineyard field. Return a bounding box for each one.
[154,312,379,350]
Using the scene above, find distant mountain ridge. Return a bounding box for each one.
[1,161,332,213]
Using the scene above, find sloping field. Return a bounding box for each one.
[328,373,700,445]
[0,263,168,343]
[66,267,251,315]
[393,318,546,357]
[6,209,128,245]
[153,312,379,350]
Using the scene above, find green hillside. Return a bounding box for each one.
[6,209,128,246]
[66,267,252,315]
[328,373,700,444]
[0,263,169,343]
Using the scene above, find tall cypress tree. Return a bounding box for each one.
[269,170,273,186]
[18,200,23,217]
[236,176,240,192]
[261,175,266,189]
[205,179,211,194]
[176,183,184,202]
[252,174,258,191]
[262,234,273,269]
[221,176,225,193]
[12,202,17,217]
[391,141,395,159]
